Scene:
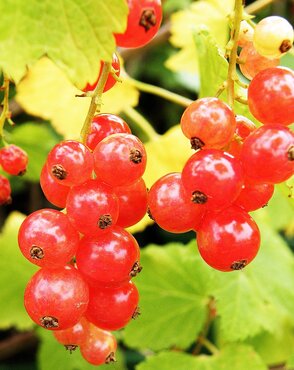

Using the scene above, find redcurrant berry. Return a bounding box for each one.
[0,144,28,176]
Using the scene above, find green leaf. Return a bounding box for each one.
[213,222,294,342]
[0,212,38,330]
[8,122,61,182]
[287,353,294,369]
[124,242,216,351]
[136,345,266,370]
[0,0,127,86]
[37,328,127,370]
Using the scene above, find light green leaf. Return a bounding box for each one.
[287,353,294,369]
[213,222,294,342]
[136,345,266,370]
[0,0,127,86]
[8,122,61,182]
[37,328,126,370]
[124,242,216,351]
[0,212,38,330]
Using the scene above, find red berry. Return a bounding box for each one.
[40,164,70,208]
[76,226,141,286]
[83,53,120,93]
[66,179,119,235]
[18,209,79,269]
[24,266,89,330]
[234,181,274,212]
[86,281,139,331]
[248,67,294,126]
[46,140,94,186]
[227,115,256,158]
[182,149,244,210]
[0,175,11,205]
[80,325,117,365]
[86,113,131,151]
[114,0,162,48]
[240,125,294,184]
[180,97,236,150]
[0,144,28,176]
[115,178,148,228]
[53,317,90,351]
[197,205,260,271]
[93,133,147,187]
[148,172,205,232]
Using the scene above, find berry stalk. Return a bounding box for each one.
[80,62,112,144]
[0,74,12,147]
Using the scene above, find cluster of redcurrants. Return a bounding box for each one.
[0,144,28,205]
[148,64,294,272]
[237,16,293,80]
[18,113,148,365]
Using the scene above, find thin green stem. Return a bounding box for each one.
[123,106,159,141]
[226,0,244,108]
[125,75,193,107]
[245,0,273,14]
[201,338,219,355]
[80,62,112,144]
[0,75,11,147]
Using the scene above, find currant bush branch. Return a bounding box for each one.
[123,106,159,141]
[80,62,112,144]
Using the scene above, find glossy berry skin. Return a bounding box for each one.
[66,179,119,235]
[248,67,294,126]
[197,205,260,272]
[240,125,294,184]
[0,144,28,175]
[83,54,120,93]
[182,149,244,211]
[40,165,70,208]
[93,133,147,187]
[253,16,293,58]
[86,113,131,151]
[227,115,256,158]
[0,175,11,205]
[53,317,90,350]
[86,281,139,331]
[148,172,205,233]
[47,140,94,186]
[115,178,148,228]
[114,0,162,48]
[80,325,117,365]
[76,226,140,286]
[18,209,80,269]
[239,42,279,80]
[180,97,236,150]
[24,266,89,330]
[234,181,274,212]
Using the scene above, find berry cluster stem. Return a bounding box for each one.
[226,0,244,108]
[0,75,12,147]
[245,0,273,14]
[80,62,112,144]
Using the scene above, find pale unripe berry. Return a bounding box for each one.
[238,20,254,47]
[253,16,293,58]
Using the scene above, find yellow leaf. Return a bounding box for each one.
[16,57,139,140]
[166,0,234,73]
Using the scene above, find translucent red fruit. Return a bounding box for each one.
[240,125,294,184]
[40,165,70,208]
[248,67,294,126]
[86,281,139,331]
[114,0,162,48]
[76,226,141,286]
[86,113,131,151]
[0,144,28,175]
[18,209,79,268]
[83,53,120,93]
[148,172,205,233]
[115,178,148,228]
[66,179,119,235]
[53,317,90,351]
[80,325,117,365]
[182,149,244,211]
[197,205,260,272]
[180,97,236,150]
[0,175,11,205]
[227,115,256,158]
[24,266,89,330]
[93,133,147,187]
[234,181,274,212]
[46,140,94,186]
